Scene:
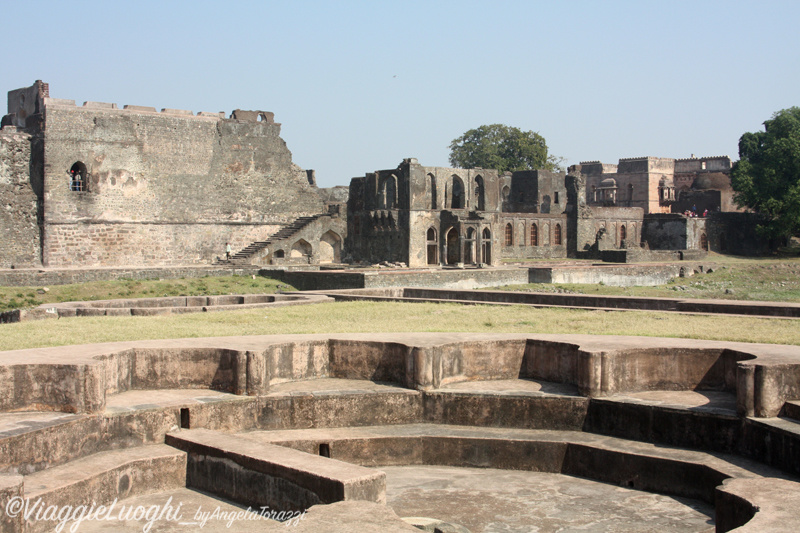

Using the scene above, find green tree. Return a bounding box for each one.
[731,107,800,241]
[449,124,562,173]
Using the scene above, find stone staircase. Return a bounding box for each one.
[220,215,321,265]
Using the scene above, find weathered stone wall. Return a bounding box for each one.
[642,214,708,251]
[590,206,644,250]
[0,129,40,267]
[706,212,769,255]
[642,213,690,250]
[499,213,567,259]
[44,222,281,266]
[40,100,323,267]
[505,170,567,214]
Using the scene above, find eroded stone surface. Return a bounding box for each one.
[386,465,715,533]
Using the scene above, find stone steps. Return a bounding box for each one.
[228,215,321,263]
[22,445,186,532]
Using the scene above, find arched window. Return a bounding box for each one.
[504,223,513,246]
[429,174,437,210]
[554,224,562,245]
[451,176,464,209]
[620,225,627,244]
[69,162,88,192]
[382,175,397,208]
[530,223,538,246]
[427,227,438,265]
[700,233,708,251]
[474,176,485,211]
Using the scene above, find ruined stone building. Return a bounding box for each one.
[0,81,344,269]
[580,155,737,215]
[345,158,645,267]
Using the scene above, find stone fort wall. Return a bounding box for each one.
[40,100,323,267]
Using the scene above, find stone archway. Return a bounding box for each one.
[319,231,342,263]
[290,239,312,263]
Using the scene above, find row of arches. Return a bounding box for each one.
[503,222,563,247]
[427,174,486,211]
[271,230,343,264]
[596,221,638,248]
[426,226,492,266]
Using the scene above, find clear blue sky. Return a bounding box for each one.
[4,0,799,187]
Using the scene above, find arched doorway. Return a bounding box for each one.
[481,228,492,264]
[319,231,342,263]
[530,223,538,246]
[426,227,438,265]
[445,227,460,265]
[700,233,708,251]
[465,227,476,264]
[554,224,562,245]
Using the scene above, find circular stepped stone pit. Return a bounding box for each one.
[0,334,800,532]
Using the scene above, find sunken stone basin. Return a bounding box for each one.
[0,333,799,531]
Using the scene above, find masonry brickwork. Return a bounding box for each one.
[0,128,40,268]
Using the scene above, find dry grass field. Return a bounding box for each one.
[2,300,798,351]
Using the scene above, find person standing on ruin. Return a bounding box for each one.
[225,242,231,261]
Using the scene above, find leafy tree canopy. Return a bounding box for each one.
[731,107,800,240]
[449,124,562,173]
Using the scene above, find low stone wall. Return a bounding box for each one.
[0,265,262,287]
[277,267,531,291]
[315,287,800,318]
[530,263,697,286]
[166,429,385,512]
[1,334,797,419]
